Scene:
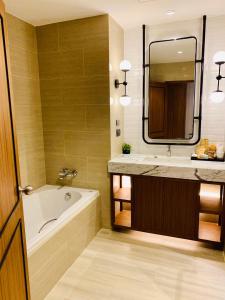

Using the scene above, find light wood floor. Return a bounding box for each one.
[45,229,225,300]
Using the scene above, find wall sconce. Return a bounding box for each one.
[115,60,131,106]
[210,51,225,103]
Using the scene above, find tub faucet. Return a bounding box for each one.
[58,168,78,180]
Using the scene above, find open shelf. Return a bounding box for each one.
[112,175,132,229]
[114,210,131,228]
[199,221,221,242]
[200,184,221,214]
[200,199,221,214]
[114,187,131,201]
[198,184,222,243]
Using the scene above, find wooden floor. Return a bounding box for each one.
[45,229,225,300]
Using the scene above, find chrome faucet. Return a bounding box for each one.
[58,168,78,180]
[167,145,172,157]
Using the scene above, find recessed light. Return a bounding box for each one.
[177,51,183,54]
[166,10,175,16]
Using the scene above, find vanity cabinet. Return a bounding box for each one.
[132,176,200,240]
[111,173,225,248]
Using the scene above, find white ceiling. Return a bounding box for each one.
[4,0,225,29]
[151,38,196,63]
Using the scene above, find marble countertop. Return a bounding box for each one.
[108,154,225,183]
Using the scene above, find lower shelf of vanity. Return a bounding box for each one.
[199,221,221,242]
[114,210,131,228]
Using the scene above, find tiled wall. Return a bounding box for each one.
[124,16,225,156]
[36,15,112,227]
[7,13,124,228]
[7,14,46,189]
[109,17,124,157]
[151,62,195,82]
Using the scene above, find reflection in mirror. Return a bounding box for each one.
[148,37,197,140]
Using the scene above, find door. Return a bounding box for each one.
[132,176,200,240]
[148,82,167,139]
[0,1,30,299]
[166,81,187,139]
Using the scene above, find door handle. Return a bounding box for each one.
[18,185,33,195]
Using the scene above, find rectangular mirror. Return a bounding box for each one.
[148,37,197,140]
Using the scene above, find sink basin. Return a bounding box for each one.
[143,155,191,165]
[120,154,190,165]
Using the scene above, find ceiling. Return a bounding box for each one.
[4,0,225,29]
[151,38,196,63]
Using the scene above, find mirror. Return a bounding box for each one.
[148,37,197,140]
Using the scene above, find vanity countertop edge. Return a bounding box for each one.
[108,155,225,183]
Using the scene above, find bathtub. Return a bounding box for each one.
[23,185,100,300]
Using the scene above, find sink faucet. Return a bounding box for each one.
[58,168,78,180]
[167,145,172,157]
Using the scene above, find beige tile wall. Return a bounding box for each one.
[109,17,124,158]
[6,13,124,228]
[36,15,112,227]
[150,61,195,82]
[7,14,46,189]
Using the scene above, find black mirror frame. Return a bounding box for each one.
[148,36,197,141]
[142,15,207,146]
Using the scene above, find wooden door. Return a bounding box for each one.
[166,81,187,139]
[0,1,30,299]
[148,82,167,139]
[132,176,200,241]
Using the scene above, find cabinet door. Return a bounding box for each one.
[132,176,200,241]
[162,178,200,240]
[132,176,164,234]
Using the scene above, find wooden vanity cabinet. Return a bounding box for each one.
[111,173,225,248]
[132,176,200,240]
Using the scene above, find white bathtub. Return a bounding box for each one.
[23,185,100,300]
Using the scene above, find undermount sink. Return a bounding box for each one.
[143,155,190,163]
[120,154,191,165]
[143,156,194,167]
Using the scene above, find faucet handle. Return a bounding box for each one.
[73,169,78,176]
[58,168,67,180]
[58,168,78,180]
[68,169,78,178]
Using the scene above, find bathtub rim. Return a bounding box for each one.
[23,185,100,257]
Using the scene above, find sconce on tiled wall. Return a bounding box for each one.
[115,60,132,106]
[210,51,225,103]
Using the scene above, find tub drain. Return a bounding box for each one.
[38,218,57,233]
